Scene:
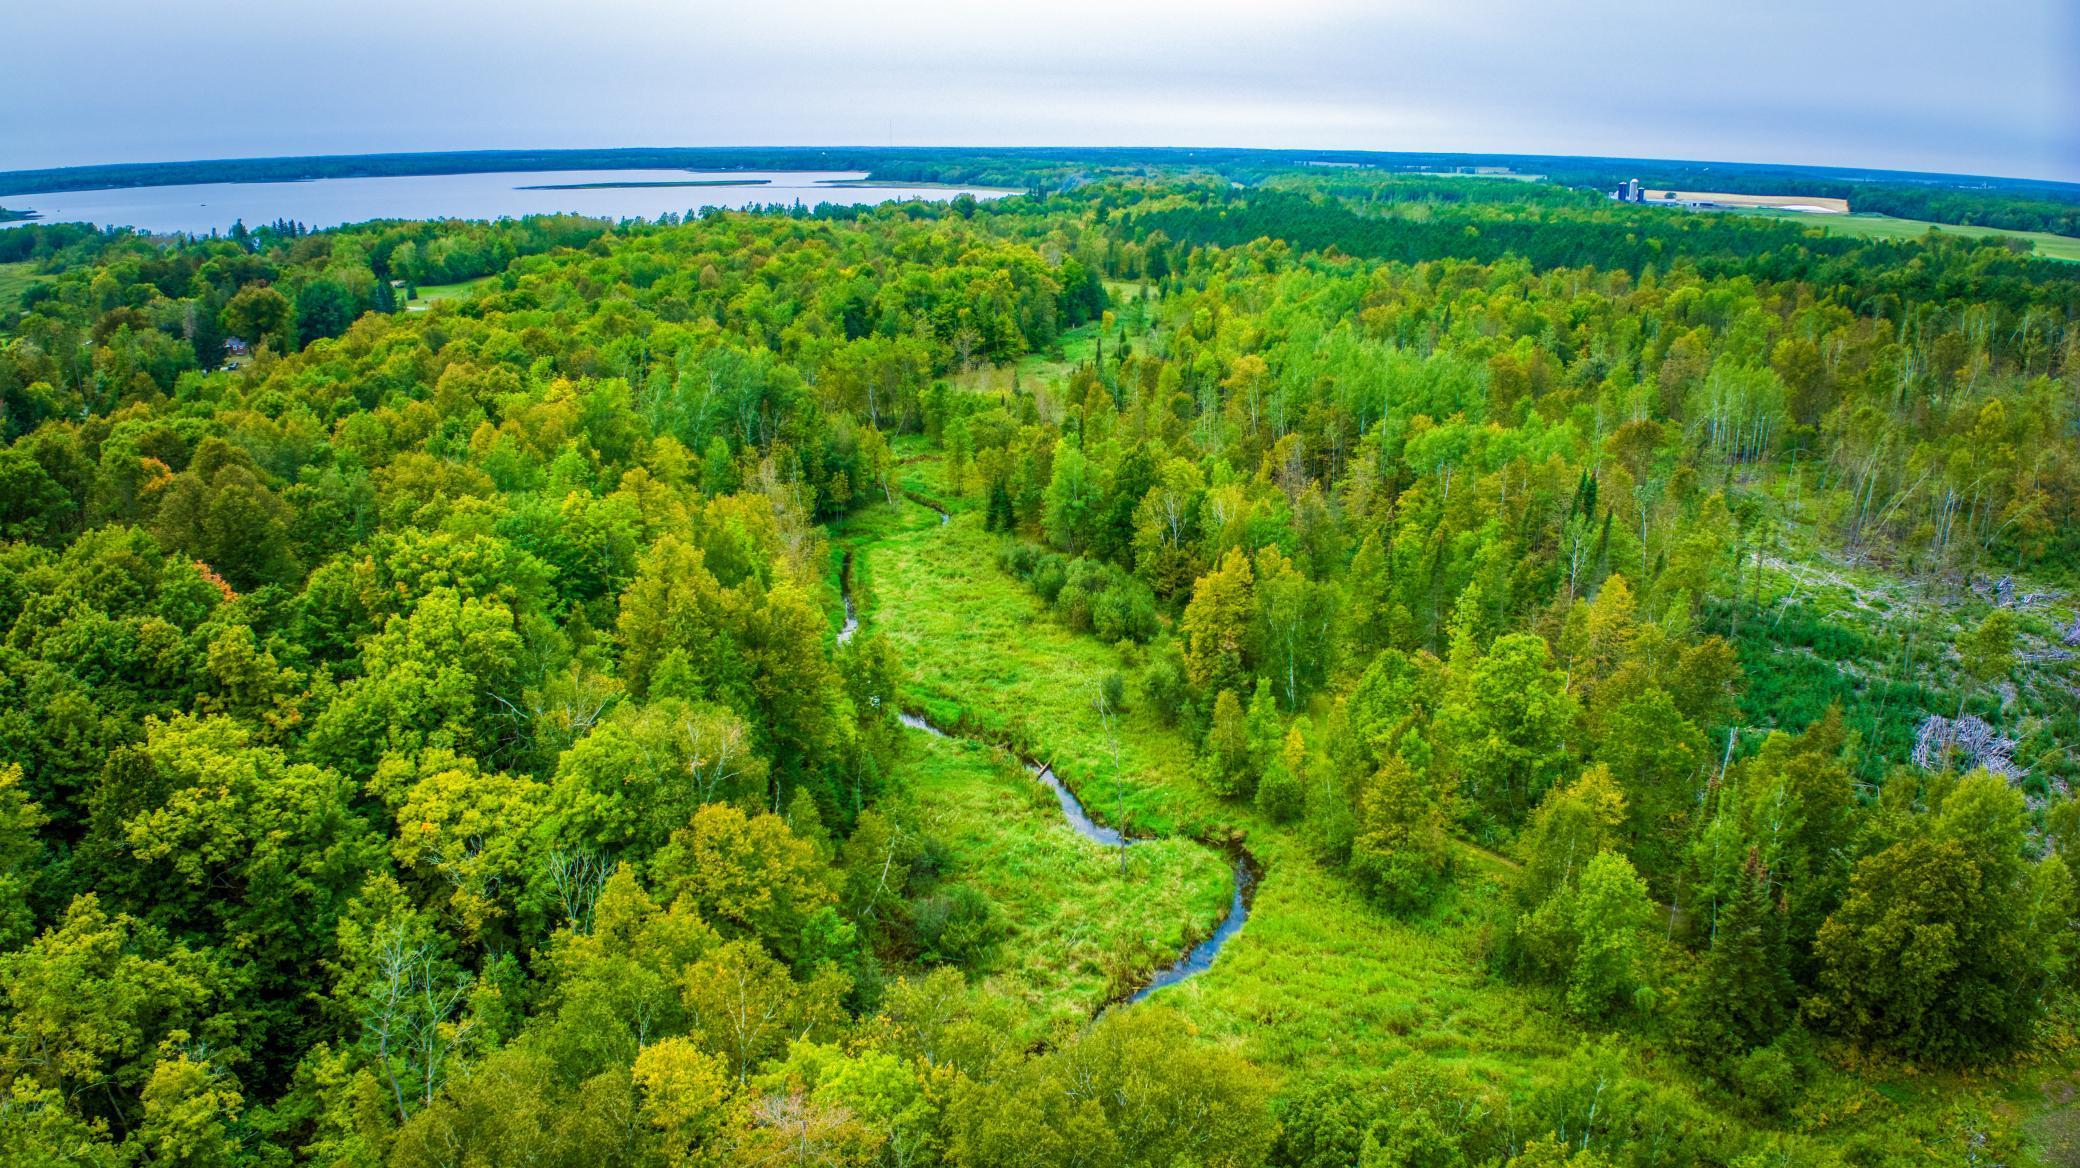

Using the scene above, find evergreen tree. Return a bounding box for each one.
[1684,850,1793,1056]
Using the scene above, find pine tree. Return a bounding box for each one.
[1688,850,1792,1053]
[986,479,1015,533]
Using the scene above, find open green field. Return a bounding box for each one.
[405,273,499,310]
[0,261,48,311]
[1732,208,2080,261]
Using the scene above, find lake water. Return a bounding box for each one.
[0,170,1014,235]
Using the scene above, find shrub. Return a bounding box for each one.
[1729,1032,1811,1118]
[1143,656,1188,726]
[1030,554,1068,603]
[998,542,1040,578]
[1255,760,1305,823]
[1100,671,1127,713]
[911,883,1000,967]
[1091,577,1159,642]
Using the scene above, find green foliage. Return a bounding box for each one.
[1,164,2076,1167]
[1349,755,1450,911]
[1001,543,1159,643]
[1560,851,1656,1020]
[948,1005,1276,1168]
[652,803,835,960]
[1274,1057,1507,1168]
[1435,632,1577,827]
[1811,772,2071,1063]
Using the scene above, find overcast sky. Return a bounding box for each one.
[7,0,2076,182]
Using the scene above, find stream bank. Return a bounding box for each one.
[855,497,1260,1005]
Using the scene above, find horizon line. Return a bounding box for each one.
[2,144,2074,193]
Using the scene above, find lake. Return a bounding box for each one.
[0,170,1015,235]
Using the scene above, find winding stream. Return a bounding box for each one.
[855,498,1257,1004]
[837,551,859,645]
[897,711,1131,847]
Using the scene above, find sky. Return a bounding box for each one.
[6,0,2077,183]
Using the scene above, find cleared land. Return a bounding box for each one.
[1642,189,1852,213]
[0,261,48,310]
[405,274,499,311]
[1726,207,2080,261]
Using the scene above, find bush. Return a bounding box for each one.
[1030,555,1068,603]
[1056,581,1093,631]
[911,883,1000,967]
[1143,656,1189,726]
[1091,578,1158,642]
[1100,671,1127,713]
[1004,544,1161,643]
[998,542,1040,578]
[1255,760,1305,823]
[1729,1032,1810,1119]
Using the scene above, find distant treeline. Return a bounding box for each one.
[3,146,2076,235]
[1126,188,2080,312]
[0,148,1039,197]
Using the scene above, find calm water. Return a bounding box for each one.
[1128,859,1255,1003]
[894,711,1132,849]
[0,170,1012,235]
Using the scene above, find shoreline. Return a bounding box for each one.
[512,178,771,190]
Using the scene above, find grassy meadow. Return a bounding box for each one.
[405,273,499,310]
[1731,208,2080,261]
[895,729,1232,1030]
[0,261,48,311]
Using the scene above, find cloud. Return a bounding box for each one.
[3,0,2073,181]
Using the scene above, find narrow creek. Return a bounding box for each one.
[852,498,1257,1005]
[837,550,859,645]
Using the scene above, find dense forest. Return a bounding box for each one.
[2,172,2079,1166]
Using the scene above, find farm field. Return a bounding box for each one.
[1642,190,1853,213]
[1730,207,2080,260]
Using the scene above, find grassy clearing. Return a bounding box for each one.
[1728,208,2080,262]
[897,730,1231,1029]
[0,261,49,312]
[943,315,1123,397]
[405,274,499,310]
[940,283,1161,400]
